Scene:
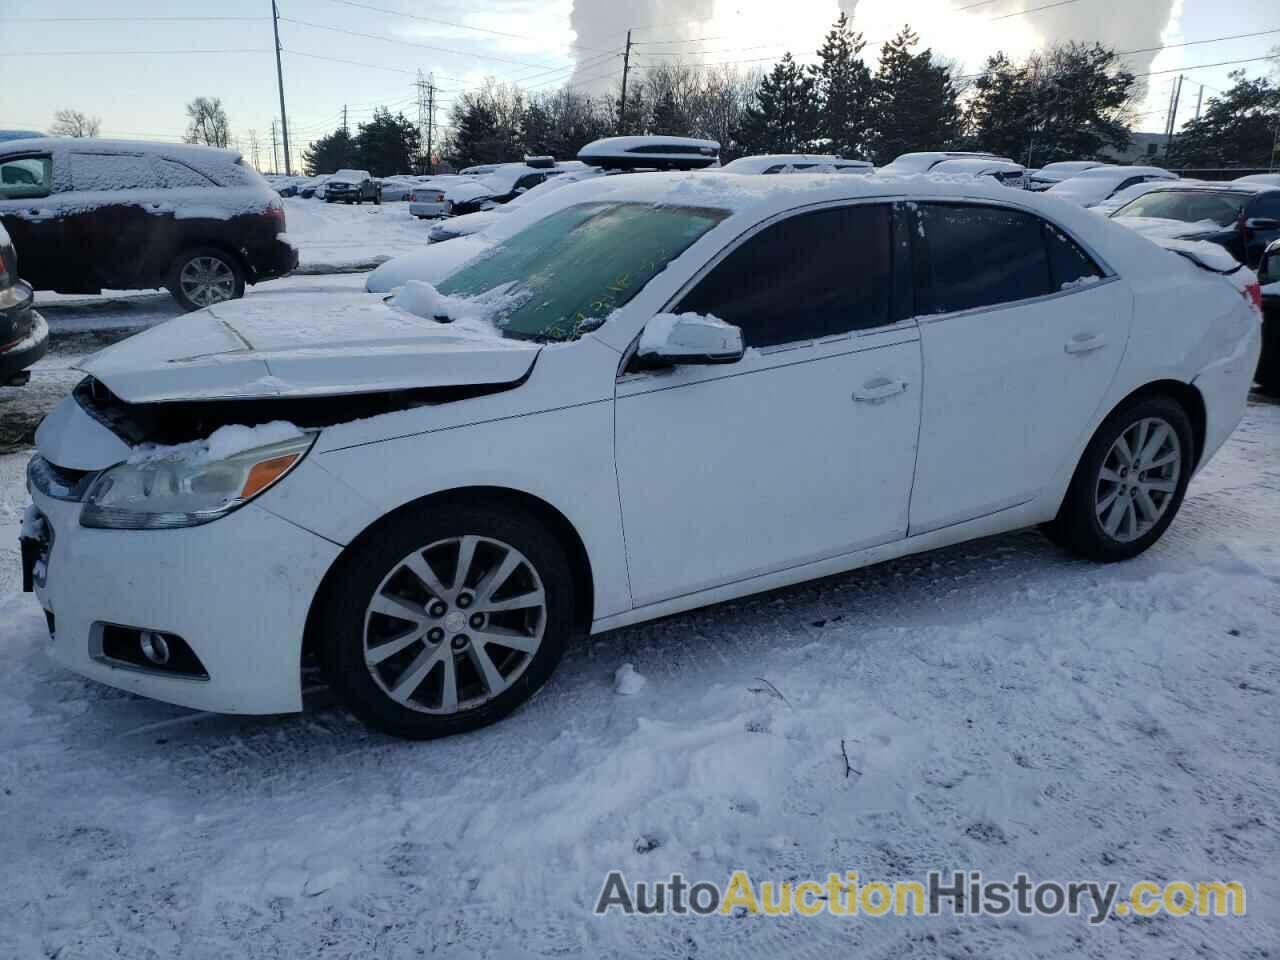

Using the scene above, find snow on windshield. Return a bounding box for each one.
[388,280,527,337]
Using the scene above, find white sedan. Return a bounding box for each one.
[22,174,1262,738]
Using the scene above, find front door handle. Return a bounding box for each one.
[853,378,909,402]
[1065,332,1107,354]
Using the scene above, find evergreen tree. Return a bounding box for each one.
[301,127,356,176]
[650,88,685,135]
[520,100,554,156]
[446,100,503,168]
[964,44,1133,166]
[1170,71,1280,169]
[354,109,421,176]
[869,27,961,164]
[735,53,819,155]
[811,13,873,158]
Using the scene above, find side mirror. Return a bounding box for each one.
[1259,247,1279,285]
[1245,217,1280,231]
[635,313,745,367]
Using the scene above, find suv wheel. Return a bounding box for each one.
[1044,394,1194,562]
[167,248,245,311]
[319,502,577,739]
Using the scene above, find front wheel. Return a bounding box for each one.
[167,248,245,311]
[1044,394,1194,562]
[319,502,577,739]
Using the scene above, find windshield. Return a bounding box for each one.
[1112,190,1248,227]
[437,201,728,342]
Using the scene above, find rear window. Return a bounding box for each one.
[919,204,1052,313]
[1113,190,1247,227]
[0,156,52,198]
[156,158,217,189]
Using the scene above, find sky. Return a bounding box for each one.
[1,0,1277,170]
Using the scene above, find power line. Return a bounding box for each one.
[989,0,1084,23]
[1115,27,1280,58]
[5,15,267,21]
[314,0,612,53]
[8,48,269,56]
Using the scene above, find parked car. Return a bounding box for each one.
[440,162,560,216]
[377,177,417,202]
[0,138,296,311]
[878,151,1010,174]
[1026,160,1106,191]
[23,173,1260,738]
[0,221,48,385]
[298,176,329,199]
[1110,182,1280,268]
[1234,174,1280,188]
[929,157,1028,188]
[1258,239,1279,395]
[719,154,874,175]
[427,167,603,243]
[1090,178,1206,217]
[1046,165,1177,207]
[578,136,720,170]
[324,169,381,204]
[408,176,466,219]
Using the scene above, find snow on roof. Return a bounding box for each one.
[331,169,372,180]
[579,136,720,157]
[1132,180,1276,196]
[929,158,1025,175]
[720,155,873,174]
[0,136,242,165]
[1069,165,1175,182]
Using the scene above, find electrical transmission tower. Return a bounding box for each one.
[416,70,437,174]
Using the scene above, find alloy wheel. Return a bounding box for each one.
[362,535,547,714]
[178,256,236,307]
[1095,416,1182,543]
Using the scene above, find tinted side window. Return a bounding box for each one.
[69,153,155,191]
[1044,222,1104,289]
[676,204,893,347]
[919,204,1052,313]
[1251,193,1280,219]
[515,173,545,191]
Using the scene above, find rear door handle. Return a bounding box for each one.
[853,378,909,402]
[1065,333,1107,354]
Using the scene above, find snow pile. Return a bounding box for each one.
[126,421,303,465]
[1113,216,1225,240]
[388,279,523,336]
[613,662,647,695]
[19,504,45,541]
[1060,275,1103,291]
[0,219,9,248]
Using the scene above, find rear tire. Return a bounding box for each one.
[319,501,578,739]
[1044,394,1194,562]
[167,247,245,312]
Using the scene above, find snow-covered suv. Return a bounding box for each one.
[0,138,296,311]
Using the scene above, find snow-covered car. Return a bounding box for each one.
[1234,174,1280,188]
[409,176,469,219]
[1026,160,1105,191]
[1257,239,1279,395]
[878,151,1011,174]
[427,167,604,243]
[719,154,873,175]
[377,177,417,202]
[0,221,48,385]
[1089,178,1203,217]
[298,176,329,199]
[0,138,297,311]
[929,157,1028,188]
[23,173,1261,739]
[1046,165,1177,207]
[324,169,380,204]
[458,163,501,175]
[1110,183,1280,268]
[578,136,720,171]
[439,163,560,216]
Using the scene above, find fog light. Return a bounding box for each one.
[139,630,171,665]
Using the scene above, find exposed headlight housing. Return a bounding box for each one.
[80,433,315,530]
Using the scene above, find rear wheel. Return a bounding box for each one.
[167,247,245,311]
[319,502,577,739]
[1044,394,1193,562]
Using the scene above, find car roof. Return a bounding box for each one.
[1073,165,1174,180]
[930,158,1025,174]
[1128,181,1275,197]
[0,136,242,166]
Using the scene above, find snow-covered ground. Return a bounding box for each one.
[0,381,1277,955]
[281,195,431,273]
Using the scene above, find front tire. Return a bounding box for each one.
[1045,394,1194,562]
[319,502,577,739]
[167,247,245,312]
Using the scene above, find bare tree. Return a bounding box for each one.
[247,129,262,170]
[48,109,101,138]
[183,97,231,148]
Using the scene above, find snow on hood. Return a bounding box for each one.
[1112,216,1226,240]
[366,234,495,293]
[76,289,539,404]
[127,421,304,465]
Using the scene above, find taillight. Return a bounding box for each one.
[266,203,286,228]
[1244,281,1263,313]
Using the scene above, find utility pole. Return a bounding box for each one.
[1194,83,1204,122]
[426,73,435,175]
[618,29,632,135]
[1165,74,1183,162]
[343,104,348,135]
[271,0,292,175]
[270,119,279,175]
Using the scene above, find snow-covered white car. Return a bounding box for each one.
[1026,160,1105,191]
[879,151,1012,174]
[23,173,1261,739]
[1234,174,1280,188]
[376,177,417,202]
[426,167,604,243]
[408,176,466,219]
[929,157,1028,188]
[719,154,873,175]
[1046,165,1177,207]
[438,163,561,216]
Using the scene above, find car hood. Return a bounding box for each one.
[76,290,540,403]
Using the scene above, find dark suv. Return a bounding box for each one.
[0,138,297,311]
[1110,183,1280,269]
[0,222,47,385]
[323,169,381,204]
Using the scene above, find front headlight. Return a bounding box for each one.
[80,432,315,530]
